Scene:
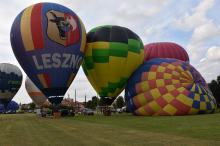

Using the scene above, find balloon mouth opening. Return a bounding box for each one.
[99,97,116,105]
[48,95,63,98]
[101,96,115,99]
[41,87,67,97]
[48,96,64,105]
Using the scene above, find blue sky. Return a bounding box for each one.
[0,0,219,103]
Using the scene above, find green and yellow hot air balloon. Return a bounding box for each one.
[82,25,144,100]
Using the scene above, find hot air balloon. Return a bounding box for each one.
[0,101,19,113]
[125,58,216,116]
[0,63,22,108]
[25,77,47,107]
[10,3,86,105]
[144,42,189,62]
[6,101,19,111]
[82,25,144,102]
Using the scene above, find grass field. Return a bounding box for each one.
[0,112,220,146]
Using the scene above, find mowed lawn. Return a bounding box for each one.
[0,112,220,146]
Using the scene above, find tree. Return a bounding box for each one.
[217,75,220,84]
[29,102,36,110]
[208,78,220,107]
[86,96,100,109]
[116,96,125,108]
[98,97,105,106]
[112,102,117,109]
[91,96,99,109]
[86,100,93,109]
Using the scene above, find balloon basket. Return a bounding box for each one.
[53,112,61,119]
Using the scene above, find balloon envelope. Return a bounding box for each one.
[25,77,47,107]
[125,58,216,116]
[10,3,86,104]
[82,25,144,99]
[144,42,189,62]
[6,100,19,111]
[0,63,22,106]
[0,101,19,113]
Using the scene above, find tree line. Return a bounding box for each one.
[85,96,125,109]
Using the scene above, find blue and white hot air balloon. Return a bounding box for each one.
[0,63,22,108]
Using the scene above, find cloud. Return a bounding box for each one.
[196,61,220,82]
[191,21,220,45]
[173,0,220,69]
[65,67,97,101]
[114,0,173,42]
[174,0,214,31]
[202,46,220,61]
[116,0,170,18]
[196,46,220,82]
[13,76,32,104]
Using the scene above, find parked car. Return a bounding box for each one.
[82,108,94,115]
[5,110,16,114]
[122,106,127,112]
[60,109,69,117]
[116,108,122,113]
[28,110,34,113]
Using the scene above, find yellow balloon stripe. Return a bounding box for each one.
[66,73,75,87]
[109,56,126,83]
[124,52,142,77]
[93,63,109,88]
[85,43,93,56]
[37,74,48,88]
[176,94,193,106]
[163,104,177,115]
[79,18,87,53]
[188,108,199,114]
[92,42,109,49]
[20,6,35,51]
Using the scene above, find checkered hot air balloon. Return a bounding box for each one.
[125,58,216,116]
[144,42,189,62]
[10,3,86,105]
[82,25,144,100]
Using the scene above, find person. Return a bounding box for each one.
[36,108,41,117]
[41,108,46,117]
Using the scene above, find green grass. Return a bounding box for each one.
[0,112,220,146]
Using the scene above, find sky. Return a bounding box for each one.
[0,0,219,104]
